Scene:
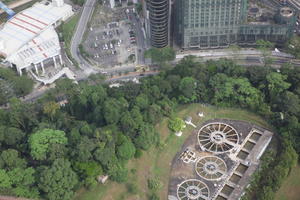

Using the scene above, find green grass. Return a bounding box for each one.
[61,13,80,68]
[73,104,271,200]
[275,164,300,200]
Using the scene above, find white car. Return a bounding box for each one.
[117,39,122,46]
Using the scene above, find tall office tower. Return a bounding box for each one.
[174,0,247,49]
[147,0,170,48]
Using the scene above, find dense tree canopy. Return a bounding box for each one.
[210,75,264,109]
[29,129,68,161]
[0,149,27,170]
[0,68,34,105]
[38,159,78,200]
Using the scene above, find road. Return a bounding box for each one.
[175,49,294,60]
[106,70,159,82]
[128,11,146,64]
[0,70,159,109]
[70,0,97,76]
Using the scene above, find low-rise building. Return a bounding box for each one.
[0,0,73,75]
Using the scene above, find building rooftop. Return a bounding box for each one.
[0,0,73,73]
[0,0,72,57]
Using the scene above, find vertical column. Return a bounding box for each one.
[18,67,22,76]
[34,64,39,74]
[53,56,57,68]
[59,54,63,65]
[110,0,115,8]
[41,61,45,74]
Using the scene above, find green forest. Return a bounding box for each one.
[0,57,299,200]
[0,68,34,105]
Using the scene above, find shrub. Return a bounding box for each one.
[147,177,163,191]
[134,149,143,158]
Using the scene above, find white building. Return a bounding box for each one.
[0,0,73,75]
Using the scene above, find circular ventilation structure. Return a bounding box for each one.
[195,156,227,181]
[177,179,209,200]
[198,123,239,153]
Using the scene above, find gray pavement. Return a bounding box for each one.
[69,3,145,79]
[70,0,98,75]
[128,11,146,64]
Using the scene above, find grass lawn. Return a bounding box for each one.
[73,103,271,200]
[275,164,300,200]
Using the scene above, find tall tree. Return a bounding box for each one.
[116,136,136,161]
[0,149,27,170]
[29,129,68,160]
[43,101,60,121]
[0,169,12,189]
[168,118,185,133]
[7,167,39,199]
[210,74,264,109]
[3,127,25,146]
[266,72,291,101]
[38,159,78,200]
[178,77,197,103]
[9,98,37,132]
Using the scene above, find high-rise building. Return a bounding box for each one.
[175,0,247,49]
[174,0,295,49]
[146,0,170,48]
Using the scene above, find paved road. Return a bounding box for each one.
[0,70,158,109]
[175,49,294,60]
[106,70,159,82]
[70,0,97,75]
[128,11,146,64]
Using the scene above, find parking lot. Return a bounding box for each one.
[82,4,138,68]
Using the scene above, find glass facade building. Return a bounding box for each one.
[174,0,295,49]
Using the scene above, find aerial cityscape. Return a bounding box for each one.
[0,0,300,199]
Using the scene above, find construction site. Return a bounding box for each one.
[168,119,273,200]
